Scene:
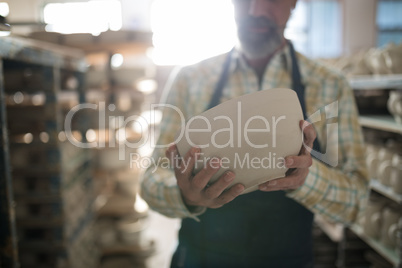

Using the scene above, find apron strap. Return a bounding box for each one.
[207,48,235,110]
[288,41,321,153]
[288,41,306,116]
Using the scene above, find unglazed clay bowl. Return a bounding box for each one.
[175,88,304,194]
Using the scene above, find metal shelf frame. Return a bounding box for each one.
[0,35,90,268]
[370,179,402,205]
[349,74,402,90]
[0,57,19,268]
[359,115,402,135]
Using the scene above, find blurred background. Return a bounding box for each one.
[0,0,401,268]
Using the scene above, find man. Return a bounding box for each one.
[141,0,369,267]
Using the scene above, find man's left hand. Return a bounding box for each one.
[258,120,316,192]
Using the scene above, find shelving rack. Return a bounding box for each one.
[370,179,402,205]
[0,43,18,268]
[342,75,402,268]
[0,36,97,268]
[349,224,399,267]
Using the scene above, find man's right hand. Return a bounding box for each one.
[166,144,245,209]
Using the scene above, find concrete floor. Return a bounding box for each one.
[98,209,180,268]
[143,210,181,268]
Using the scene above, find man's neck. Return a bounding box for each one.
[242,40,287,83]
[243,53,274,81]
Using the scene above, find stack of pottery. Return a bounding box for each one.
[377,147,396,187]
[379,204,401,251]
[318,42,402,76]
[366,143,382,180]
[361,42,402,75]
[362,197,402,252]
[390,153,402,195]
[387,90,402,124]
[384,42,402,74]
[366,141,402,187]
[362,196,386,239]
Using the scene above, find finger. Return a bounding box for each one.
[178,147,200,177]
[301,120,316,145]
[191,157,221,191]
[284,154,313,169]
[210,183,245,208]
[300,120,316,154]
[203,171,235,200]
[166,144,179,168]
[259,169,308,192]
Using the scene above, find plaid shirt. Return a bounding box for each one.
[141,44,369,223]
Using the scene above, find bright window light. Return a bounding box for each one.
[44,0,122,35]
[150,0,237,66]
[0,2,9,17]
[111,53,124,69]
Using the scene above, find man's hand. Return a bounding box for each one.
[258,120,316,192]
[166,144,245,209]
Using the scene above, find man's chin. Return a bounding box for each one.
[238,39,282,60]
[237,30,282,59]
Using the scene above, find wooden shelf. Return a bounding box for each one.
[359,115,402,134]
[349,224,400,267]
[101,240,156,258]
[350,74,402,268]
[0,36,86,71]
[349,74,402,90]
[370,179,402,205]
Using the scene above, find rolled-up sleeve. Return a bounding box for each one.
[140,67,206,220]
[287,76,369,224]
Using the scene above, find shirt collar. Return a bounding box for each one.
[231,42,292,74]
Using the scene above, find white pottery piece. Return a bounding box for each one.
[363,196,386,239]
[380,205,401,249]
[383,42,402,74]
[365,48,392,75]
[175,88,304,194]
[387,90,402,124]
[391,153,402,194]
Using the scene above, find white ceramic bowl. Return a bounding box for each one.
[175,88,303,194]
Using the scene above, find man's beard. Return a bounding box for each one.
[236,17,284,60]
